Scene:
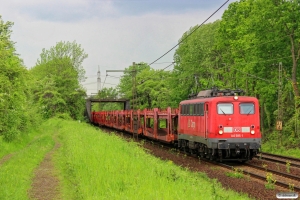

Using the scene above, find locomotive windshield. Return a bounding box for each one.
[240,103,254,114]
[217,103,233,114]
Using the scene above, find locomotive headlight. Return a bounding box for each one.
[233,96,238,100]
[219,130,223,134]
[251,130,255,134]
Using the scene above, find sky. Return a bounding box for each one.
[0,0,237,96]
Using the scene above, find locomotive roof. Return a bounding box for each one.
[180,95,258,104]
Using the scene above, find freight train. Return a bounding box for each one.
[91,88,261,161]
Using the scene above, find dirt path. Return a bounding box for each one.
[0,154,14,166]
[28,138,61,200]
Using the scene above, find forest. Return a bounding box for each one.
[1,0,300,150]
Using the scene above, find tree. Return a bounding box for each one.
[136,68,172,109]
[0,16,40,141]
[31,42,88,120]
[36,41,88,82]
[216,0,300,137]
[92,87,123,111]
[172,21,223,104]
[118,63,173,109]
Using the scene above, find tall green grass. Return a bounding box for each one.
[0,128,41,160]
[54,118,251,200]
[262,142,300,158]
[0,134,54,199]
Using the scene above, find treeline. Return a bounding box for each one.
[0,16,88,141]
[115,0,300,146]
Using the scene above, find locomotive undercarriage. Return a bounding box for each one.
[178,139,259,162]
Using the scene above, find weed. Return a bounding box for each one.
[286,160,291,173]
[245,173,251,181]
[262,163,268,171]
[276,163,279,171]
[225,168,244,179]
[198,156,201,164]
[169,148,176,154]
[259,153,262,160]
[288,183,294,192]
[265,173,276,190]
[210,166,219,171]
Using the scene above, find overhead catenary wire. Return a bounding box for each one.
[106,74,122,79]
[148,0,229,66]
[162,62,175,71]
[102,74,108,88]
[82,81,118,86]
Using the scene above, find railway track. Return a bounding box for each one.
[100,127,300,193]
[149,143,300,192]
[255,152,300,168]
[219,162,300,192]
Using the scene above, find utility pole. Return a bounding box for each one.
[132,62,138,140]
[97,66,101,93]
[106,63,139,139]
[132,62,138,110]
[276,62,283,148]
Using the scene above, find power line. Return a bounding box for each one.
[162,62,175,71]
[106,74,122,79]
[82,81,118,86]
[102,74,108,88]
[148,0,229,66]
[151,61,174,65]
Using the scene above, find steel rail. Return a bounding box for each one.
[259,152,300,162]
[217,163,300,192]
[255,153,300,168]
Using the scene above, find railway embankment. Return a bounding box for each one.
[0,118,251,200]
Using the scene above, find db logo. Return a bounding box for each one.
[233,127,241,132]
[188,119,196,129]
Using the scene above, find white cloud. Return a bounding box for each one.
[0,0,234,95]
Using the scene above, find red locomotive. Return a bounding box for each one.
[90,88,261,161]
[178,88,261,161]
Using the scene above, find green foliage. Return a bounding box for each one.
[173,21,223,103]
[265,173,276,190]
[30,42,88,120]
[168,0,300,146]
[118,63,174,109]
[36,41,88,82]
[217,0,300,137]
[0,16,41,141]
[92,87,123,111]
[136,68,172,109]
[226,168,244,179]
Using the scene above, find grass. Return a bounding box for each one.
[0,133,54,199]
[53,118,251,200]
[0,118,253,199]
[262,142,300,158]
[0,128,41,160]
